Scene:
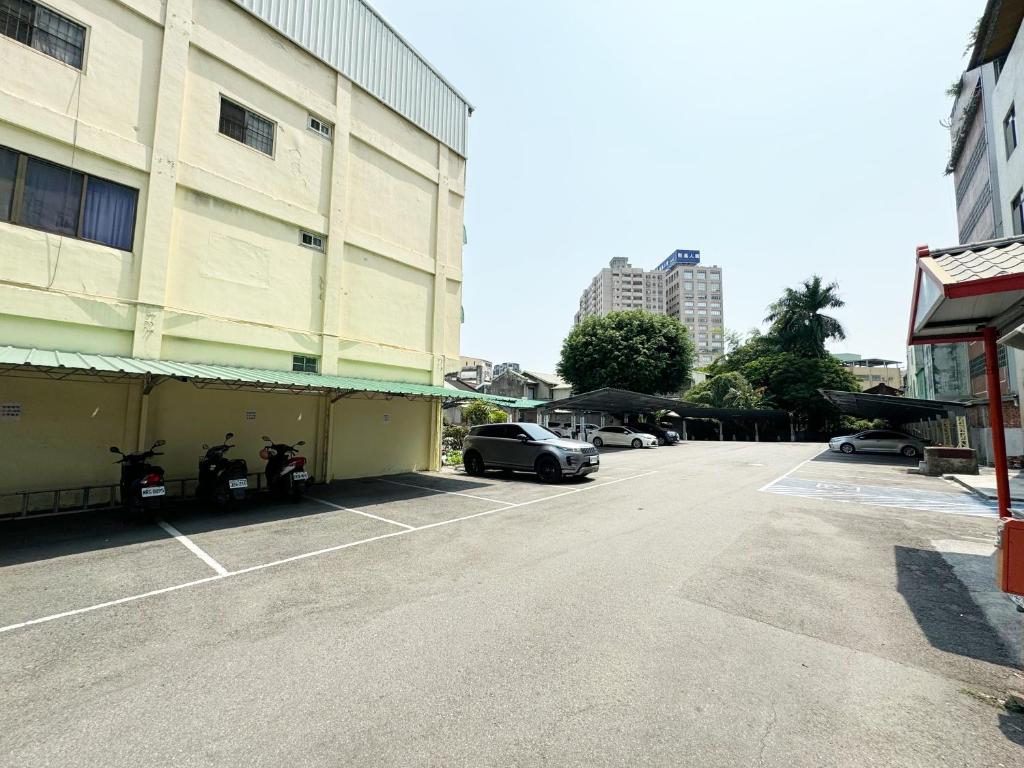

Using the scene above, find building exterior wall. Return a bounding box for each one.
[846,365,904,391]
[574,255,723,367]
[0,0,469,493]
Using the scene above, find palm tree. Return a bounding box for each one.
[765,275,846,356]
[685,372,767,409]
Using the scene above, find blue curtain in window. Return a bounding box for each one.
[82,177,136,251]
[21,157,82,236]
[0,147,16,221]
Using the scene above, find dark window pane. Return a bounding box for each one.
[32,5,85,69]
[219,99,246,143]
[0,0,33,46]
[244,111,274,155]
[20,157,82,236]
[82,176,137,250]
[0,146,16,221]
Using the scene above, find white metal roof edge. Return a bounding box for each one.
[232,0,472,156]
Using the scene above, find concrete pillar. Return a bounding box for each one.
[131,0,194,359]
[718,420,723,441]
[319,79,354,375]
[754,421,760,442]
[680,419,687,441]
[430,144,451,386]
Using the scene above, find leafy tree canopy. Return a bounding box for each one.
[684,372,767,409]
[764,275,846,357]
[557,310,694,395]
[462,400,509,426]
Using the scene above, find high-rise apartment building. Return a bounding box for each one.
[574,250,725,367]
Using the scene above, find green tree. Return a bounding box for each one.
[684,372,767,409]
[764,275,846,357]
[740,352,860,433]
[462,401,509,426]
[557,310,694,394]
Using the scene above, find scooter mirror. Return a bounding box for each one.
[225,432,234,440]
[296,440,306,446]
[109,446,120,454]
[261,435,271,442]
[154,439,167,447]
[202,443,209,450]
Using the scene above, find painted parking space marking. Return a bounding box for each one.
[762,476,998,517]
[157,519,229,575]
[308,496,415,530]
[377,478,517,506]
[0,470,657,635]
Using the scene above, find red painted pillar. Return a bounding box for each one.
[983,326,1011,518]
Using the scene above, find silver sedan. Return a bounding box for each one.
[828,430,926,458]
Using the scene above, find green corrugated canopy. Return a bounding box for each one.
[0,345,521,405]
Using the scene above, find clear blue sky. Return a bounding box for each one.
[373,0,980,372]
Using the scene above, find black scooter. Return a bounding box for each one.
[111,440,167,514]
[260,436,310,500]
[196,432,248,508]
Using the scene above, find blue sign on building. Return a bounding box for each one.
[656,250,701,270]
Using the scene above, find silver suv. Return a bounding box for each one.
[463,422,600,483]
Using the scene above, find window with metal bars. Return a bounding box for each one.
[0,0,85,69]
[219,97,275,156]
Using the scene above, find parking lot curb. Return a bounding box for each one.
[943,474,1024,503]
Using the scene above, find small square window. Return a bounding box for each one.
[308,115,332,139]
[1012,190,1024,235]
[300,231,325,251]
[292,355,318,373]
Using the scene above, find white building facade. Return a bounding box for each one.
[574,251,724,367]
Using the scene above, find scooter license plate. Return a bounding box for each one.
[292,471,309,481]
[141,486,165,498]
[228,479,248,490]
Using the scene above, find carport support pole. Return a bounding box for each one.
[754,422,759,442]
[717,419,723,441]
[983,326,1011,518]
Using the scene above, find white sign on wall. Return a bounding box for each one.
[0,402,22,422]
[383,414,391,424]
[245,410,256,421]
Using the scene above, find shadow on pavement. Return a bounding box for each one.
[1000,711,1024,747]
[894,545,1020,669]
[0,473,498,567]
[812,451,919,468]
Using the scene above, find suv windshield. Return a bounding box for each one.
[521,424,559,440]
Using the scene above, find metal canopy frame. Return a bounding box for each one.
[534,387,789,421]
[820,390,965,423]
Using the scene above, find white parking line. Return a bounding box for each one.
[757,447,828,492]
[0,471,657,635]
[307,496,415,530]
[157,520,228,576]
[377,478,517,506]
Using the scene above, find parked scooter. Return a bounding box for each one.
[196,432,248,508]
[260,436,310,500]
[110,440,167,514]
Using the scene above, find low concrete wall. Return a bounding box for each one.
[920,446,979,476]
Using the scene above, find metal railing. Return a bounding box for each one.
[0,471,270,521]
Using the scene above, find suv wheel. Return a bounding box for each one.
[631,438,643,449]
[535,455,562,484]
[464,451,485,476]
[840,443,855,454]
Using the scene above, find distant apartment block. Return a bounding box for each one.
[574,250,724,367]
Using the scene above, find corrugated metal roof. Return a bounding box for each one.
[932,238,1024,283]
[233,0,472,156]
[0,346,516,403]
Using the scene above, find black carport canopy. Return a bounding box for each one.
[534,387,789,421]
[821,390,965,423]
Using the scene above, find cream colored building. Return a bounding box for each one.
[0,0,476,504]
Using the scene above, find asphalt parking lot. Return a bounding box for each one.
[2,442,1022,767]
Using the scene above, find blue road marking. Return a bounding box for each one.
[762,477,998,518]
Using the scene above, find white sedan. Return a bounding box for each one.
[591,426,658,449]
